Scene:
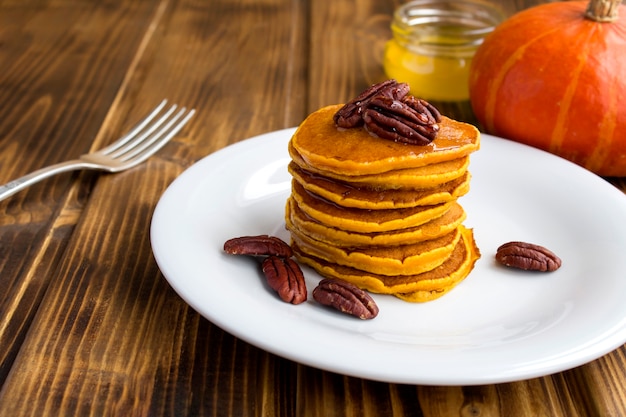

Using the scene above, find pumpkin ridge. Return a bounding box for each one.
[587,41,620,172]
[586,95,617,172]
[484,27,562,133]
[548,27,597,155]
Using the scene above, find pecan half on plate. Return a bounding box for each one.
[262,256,308,304]
[313,278,379,319]
[496,241,562,272]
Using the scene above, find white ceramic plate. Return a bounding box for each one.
[151,128,626,385]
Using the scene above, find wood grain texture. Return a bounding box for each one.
[0,0,162,388]
[1,0,305,415]
[1,0,625,416]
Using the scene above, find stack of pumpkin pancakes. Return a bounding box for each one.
[285,100,481,302]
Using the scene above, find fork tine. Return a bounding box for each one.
[108,104,179,159]
[99,99,169,155]
[114,106,189,161]
[117,107,195,165]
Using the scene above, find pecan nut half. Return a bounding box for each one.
[313,278,379,319]
[362,96,440,145]
[333,80,410,128]
[496,241,562,272]
[262,256,307,304]
[224,235,293,258]
[402,95,442,124]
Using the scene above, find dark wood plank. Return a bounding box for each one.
[558,349,626,416]
[0,0,305,415]
[0,0,162,386]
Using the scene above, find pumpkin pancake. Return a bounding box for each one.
[290,144,470,189]
[291,226,480,301]
[285,197,466,247]
[289,104,480,176]
[289,224,461,276]
[290,181,453,233]
[285,87,481,303]
[288,162,471,209]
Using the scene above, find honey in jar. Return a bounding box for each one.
[383,0,504,101]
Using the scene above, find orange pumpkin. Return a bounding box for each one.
[469,0,626,176]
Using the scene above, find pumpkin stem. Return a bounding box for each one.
[585,0,621,22]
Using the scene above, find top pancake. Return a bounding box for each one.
[289,104,480,176]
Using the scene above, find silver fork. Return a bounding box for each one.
[0,100,195,202]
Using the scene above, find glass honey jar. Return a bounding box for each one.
[383,0,504,101]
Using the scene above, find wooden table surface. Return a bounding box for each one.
[2,0,626,415]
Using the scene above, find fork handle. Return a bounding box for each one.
[0,159,90,202]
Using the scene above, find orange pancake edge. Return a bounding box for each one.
[290,184,455,233]
[288,162,471,209]
[288,225,462,276]
[285,197,467,247]
[291,226,481,301]
[289,104,480,176]
[290,144,471,189]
